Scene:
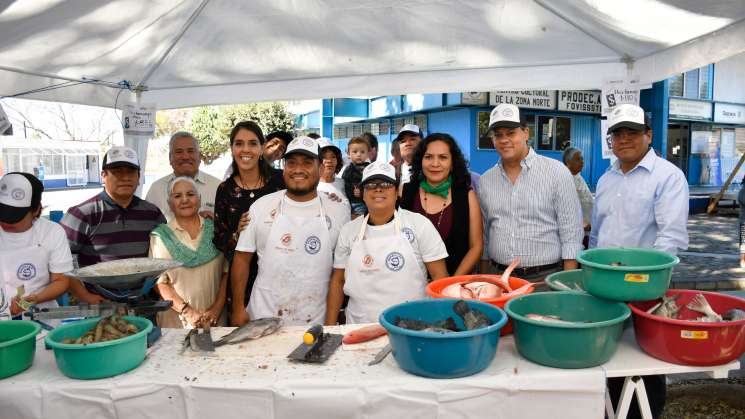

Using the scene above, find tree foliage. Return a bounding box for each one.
[188,102,295,164]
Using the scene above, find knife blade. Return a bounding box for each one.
[368,343,392,366]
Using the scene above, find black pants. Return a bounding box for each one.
[607,375,666,419]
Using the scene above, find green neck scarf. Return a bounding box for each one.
[151,218,220,268]
[420,175,452,198]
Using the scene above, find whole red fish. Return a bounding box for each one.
[342,324,388,344]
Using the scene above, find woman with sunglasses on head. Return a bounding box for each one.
[400,133,483,276]
[325,162,448,325]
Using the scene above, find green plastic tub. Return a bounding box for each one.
[505,292,630,368]
[45,316,152,379]
[577,248,679,302]
[0,320,42,379]
[545,269,585,293]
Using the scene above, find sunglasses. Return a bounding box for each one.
[363,181,395,190]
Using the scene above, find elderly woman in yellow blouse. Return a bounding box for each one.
[149,176,228,328]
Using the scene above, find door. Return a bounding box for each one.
[667,123,689,176]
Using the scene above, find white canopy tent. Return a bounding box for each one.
[1,0,745,109]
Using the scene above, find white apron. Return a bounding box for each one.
[0,226,58,320]
[247,192,333,325]
[344,211,427,324]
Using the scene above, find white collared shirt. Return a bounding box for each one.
[478,148,583,267]
[590,148,689,255]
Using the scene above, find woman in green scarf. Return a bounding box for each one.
[400,133,483,276]
[149,176,228,328]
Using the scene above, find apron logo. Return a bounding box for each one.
[362,255,374,268]
[17,263,36,281]
[385,252,405,272]
[280,233,292,247]
[304,236,321,254]
[402,227,415,243]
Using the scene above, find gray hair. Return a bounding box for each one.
[167,176,201,204]
[169,131,200,157]
[562,147,582,165]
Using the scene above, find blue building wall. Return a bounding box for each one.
[427,108,473,162]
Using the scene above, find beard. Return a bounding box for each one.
[287,178,320,197]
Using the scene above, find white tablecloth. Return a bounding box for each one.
[0,325,607,419]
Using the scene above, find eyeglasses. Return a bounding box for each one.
[363,181,395,190]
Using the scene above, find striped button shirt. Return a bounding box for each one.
[60,192,166,268]
[478,148,583,267]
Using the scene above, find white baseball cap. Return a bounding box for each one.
[395,124,421,142]
[607,104,649,134]
[103,146,140,170]
[0,172,43,224]
[316,137,340,153]
[488,104,522,130]
[284,136,321,160]
[361,161,397,185]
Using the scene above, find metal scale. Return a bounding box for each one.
[28,258,182,345]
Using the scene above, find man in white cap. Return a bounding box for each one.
[230,136,350,326]
[590,104,688,254]
[0,172,71,318]
[593,104,688,419]
[478,104,583,281]
[395,124,423,184]
[145,131,221,221]
[60,146,166,303]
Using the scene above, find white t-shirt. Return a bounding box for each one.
[235,191,351,258]
[400,161,412,184]
[317,178,348,202]
[0,217,74,274]
[333,209,448,270]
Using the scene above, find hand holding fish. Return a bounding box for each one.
[183,305,205,328]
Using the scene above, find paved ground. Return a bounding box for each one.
[672,213,745,290]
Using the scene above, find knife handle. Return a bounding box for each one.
[303,324,323,345]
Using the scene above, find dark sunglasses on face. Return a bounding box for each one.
[363,181,395,190]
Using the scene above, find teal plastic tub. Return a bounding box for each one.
[45,316,152,379]
[0,320,42,379]
[379,299,507,378]
[577,248,679,302]
[506,292,630,369]
[545,269,585,293]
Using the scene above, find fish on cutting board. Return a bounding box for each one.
[342,324,387,344]
[214,317,282,347]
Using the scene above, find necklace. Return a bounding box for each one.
[423,189,449,228]
[238,171,262,198]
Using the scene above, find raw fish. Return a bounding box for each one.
[647,294,681,319]
[441,281,502,299]
[525,314,587,325]
[214,317,282,346]
[499,258,520,292]
[453,300,490,330]
[394,316,460,331]
[723,309,745,321]
[686,294,722,322]
[342,324,388,344]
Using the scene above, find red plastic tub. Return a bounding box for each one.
[426,275,534,335]
[629,290,745,366]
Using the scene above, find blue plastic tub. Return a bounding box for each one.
[379,299,507,378]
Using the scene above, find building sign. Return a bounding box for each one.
[489,91,556,110]
[600,77,640,159]
[121,102,156,136]
[714,103,745,125]
[461,92,488,105]
[669,98,712,120]
[557,90,601,113]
